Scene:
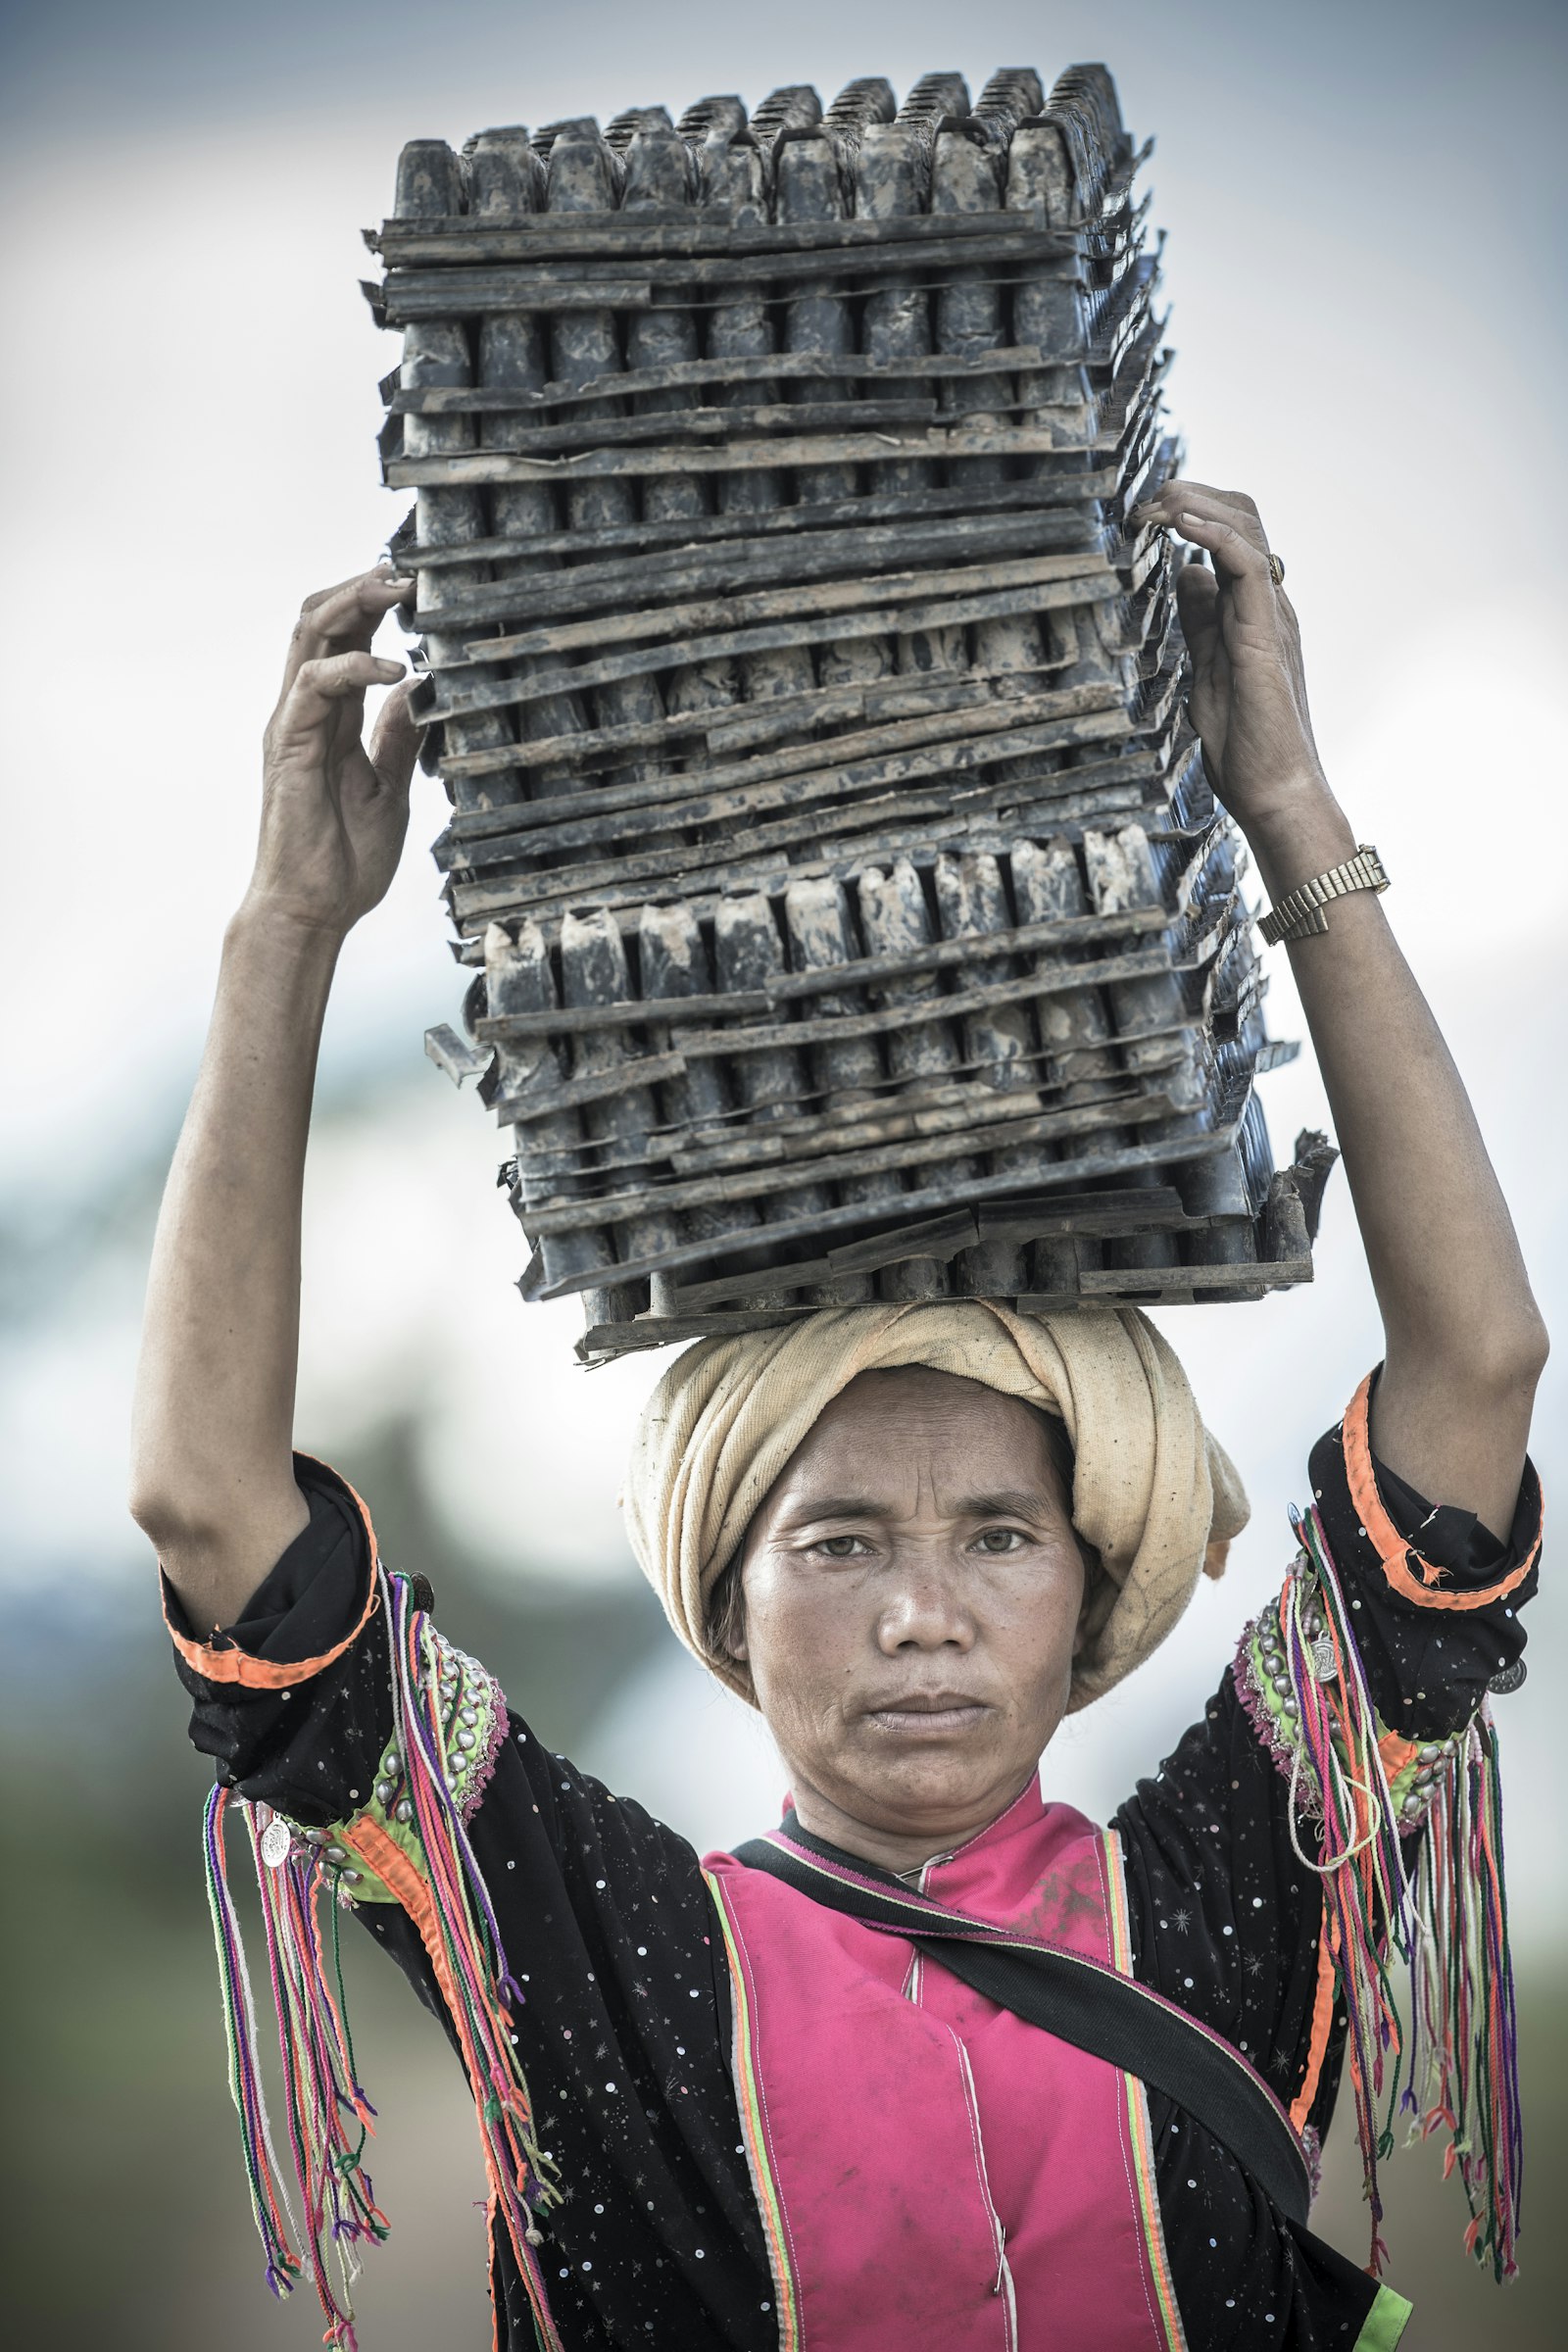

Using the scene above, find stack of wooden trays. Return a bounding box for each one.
[369,63,1330,1360]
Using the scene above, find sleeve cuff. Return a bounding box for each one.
[1342,1374,1542,1614]
[160,1454,380,1690]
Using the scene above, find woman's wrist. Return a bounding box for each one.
[228,891,350,969]
[1231,776,1360,906]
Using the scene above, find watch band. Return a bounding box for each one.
[1258,844,1390,946]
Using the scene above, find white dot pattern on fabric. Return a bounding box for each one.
[189,1410,1531,2352]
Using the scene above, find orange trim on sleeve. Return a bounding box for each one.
[161,1457,381,1689]
[1342,1374,1540,1613]
[341,1813,466,2022]
[1290,1916,1340,2133]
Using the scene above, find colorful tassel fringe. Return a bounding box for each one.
[1405,1706,1522,2280]
[380,1568,564,2327]
[202,1566,564,2349]
[1277,1505,1523,2281]
[204,1784,387,2346]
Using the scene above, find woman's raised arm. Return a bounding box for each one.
[128,567,417,1631]
[1135,479,1547,1537]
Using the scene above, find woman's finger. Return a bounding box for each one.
[368,678,422,796]
[1167,508,1279,633]
[277,569,414,702]
[1174,562,1221,669]
[1133,480,1272,561]
[270,650,407,753]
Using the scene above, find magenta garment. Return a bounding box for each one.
[706,1784,1186,2351]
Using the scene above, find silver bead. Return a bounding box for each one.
[375,1784,392,1807]
[1418,1744,1443,1764]
[458,1728,476,1749]
[341,1869,361,1885]
[1272,1674,1293,1696]
[326,1844,347,1863]
[395,1799,413,1824]
[1401,1792,1423,1818]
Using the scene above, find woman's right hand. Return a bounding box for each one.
[247,565,421,939]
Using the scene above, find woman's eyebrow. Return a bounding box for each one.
[781,1488,1054,1527]
[957,1490,1055,1521]
[782,1496,888,1526]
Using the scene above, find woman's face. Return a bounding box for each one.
[732,1366,1086,1870]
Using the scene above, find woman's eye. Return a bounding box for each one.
[975,1528,1026,1554]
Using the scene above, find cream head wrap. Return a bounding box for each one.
[623,1300,1248,1711]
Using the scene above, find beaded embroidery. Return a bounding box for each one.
[254,1623,507,1904]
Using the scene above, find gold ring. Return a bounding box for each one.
[1266,552,1286,588]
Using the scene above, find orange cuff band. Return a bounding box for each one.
[1342,1375,1540,1613]
[162,1458,382,1689]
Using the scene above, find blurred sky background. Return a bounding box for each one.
[2,1,1564,2345]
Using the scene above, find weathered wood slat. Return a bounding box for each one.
[469,548,1110,664]
[397,466,1125,567]
[388,423,1118,487]
[388,343,1061,412]
[443,664,1066,792]
[534,1115,1232,1289]
[378,232,1080,311]
[441,688,1128,871]
[442,683,1118,852]
[371,206,1066,264]
[475,945,1205,1066]
[527,1088,1183,1238]
[416,509,1102,636]
[428,576,1124,720]
[448,738,1144,917]
[492,1049,689,1125]
[390,395,944,458]
[666,1186,1199,1310]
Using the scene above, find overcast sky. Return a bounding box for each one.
[2,0,1564,1923]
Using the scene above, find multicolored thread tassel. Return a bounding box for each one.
[1283,1505,1523,2280]
[201,1567,564,2349]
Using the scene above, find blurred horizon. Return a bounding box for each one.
[2,2,1564,2345]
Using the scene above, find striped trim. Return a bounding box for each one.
[1343,1375,1539,1611]
[1102,1831,1188,2352]
[1290,1919,1340,2133]
[161,1455,381,1689]
[705,1871,800,2352]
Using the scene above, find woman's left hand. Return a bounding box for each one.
[1131,479,1325,834]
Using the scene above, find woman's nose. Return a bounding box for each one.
[876,1556,976,1651]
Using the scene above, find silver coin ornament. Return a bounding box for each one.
[259,1814,294,1870]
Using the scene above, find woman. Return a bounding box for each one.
[130,483,1545,2350]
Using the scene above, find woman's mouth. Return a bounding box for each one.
[863,1694,989,1736]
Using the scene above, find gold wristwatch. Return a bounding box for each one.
[1258,845,1390,946]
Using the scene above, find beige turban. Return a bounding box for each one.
[622,1301,1248,1711]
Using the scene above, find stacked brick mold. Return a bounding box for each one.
[368,64,1330,1359]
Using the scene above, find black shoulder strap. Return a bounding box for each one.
[733,1830,1309,2227]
